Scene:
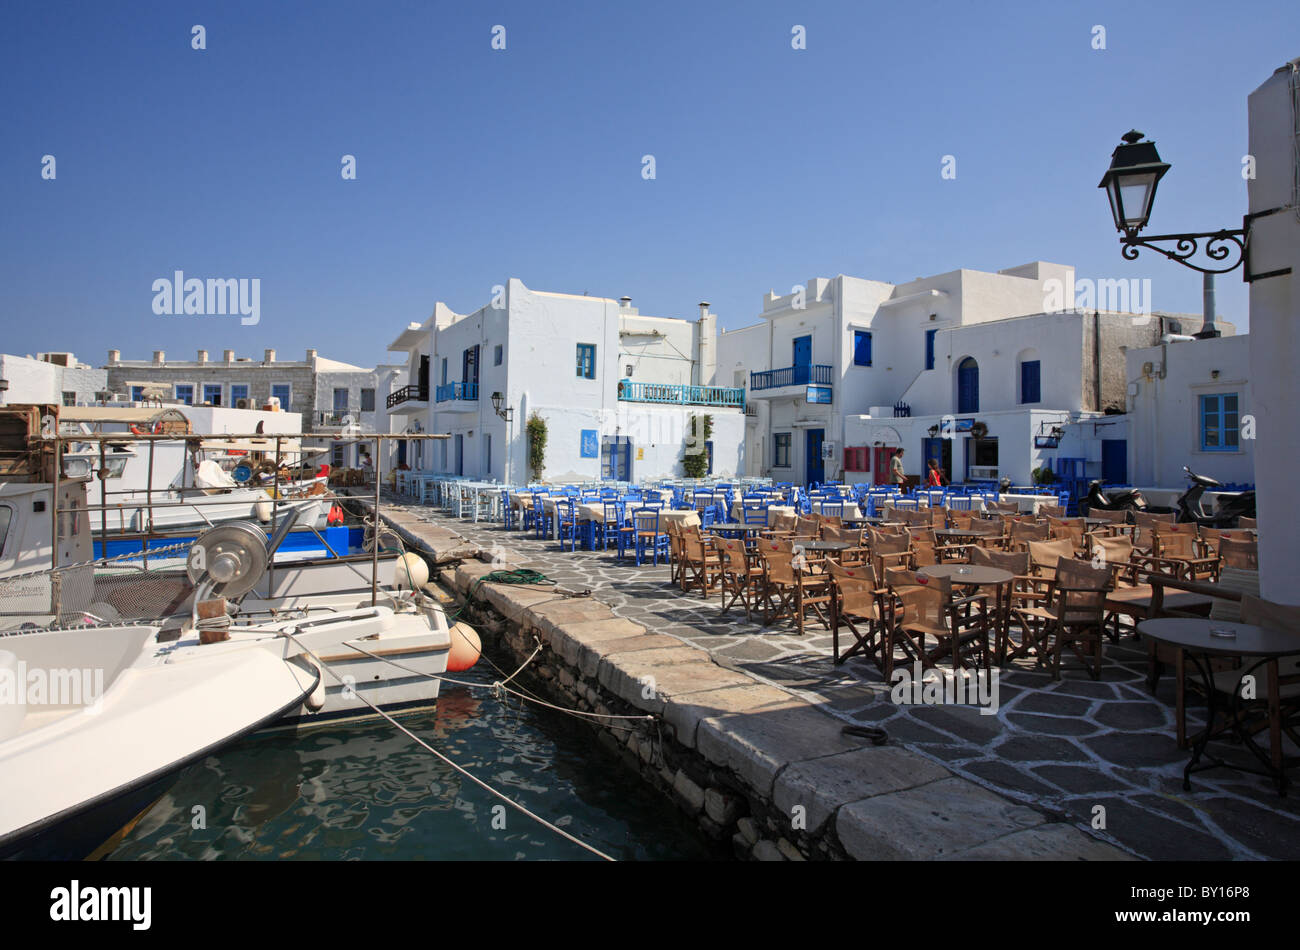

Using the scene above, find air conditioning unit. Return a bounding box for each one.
[235,397,253,410]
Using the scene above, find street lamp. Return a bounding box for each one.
[1099,130,1289,282]
[490,391,514,483]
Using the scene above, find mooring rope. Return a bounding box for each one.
[277,629,616,862]
[339,639,656,731]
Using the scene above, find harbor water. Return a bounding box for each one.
[107,646,725,861]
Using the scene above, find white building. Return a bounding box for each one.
[1125,333,1255,489]
[1245,58,1300,603]
[0,353,107,407]
[387,279,745,483]
[717,263,1210,491]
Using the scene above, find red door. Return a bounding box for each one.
[873,447,903,485]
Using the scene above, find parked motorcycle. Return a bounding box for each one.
[1175,466,1256,527]
[1084,480,1154,516]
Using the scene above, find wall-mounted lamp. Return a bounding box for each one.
[490,391,514,422]
[1211,370,1220,379]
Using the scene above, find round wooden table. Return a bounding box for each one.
[920,563,1013,586]
[1139,618,1300,795]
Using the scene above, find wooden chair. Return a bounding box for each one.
[1008,520,1051,552]
[1039,504,1068,519]
[1047,516,1088,556]
[826,560,890,671]
[869,530,912,579]
[1132,510,1176,555]
[717,536,763,620]
[679,527,722,598]
[1219,536,1259,570]
[760,549,831,635]
[1152,524,1221,582]
[1237,516,1257,530]
[885,568,991,673]
[969,546,1039,663]
[1018,557,1112,680]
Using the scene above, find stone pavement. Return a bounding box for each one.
[378,499,1300,860]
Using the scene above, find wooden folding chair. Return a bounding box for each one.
[826,560,891,671]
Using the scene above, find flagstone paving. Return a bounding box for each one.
[383,500,1300,860]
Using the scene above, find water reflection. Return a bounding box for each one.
[110,665,722,861]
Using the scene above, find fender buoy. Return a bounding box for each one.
[326,503,344,526]
[447,622,482,672]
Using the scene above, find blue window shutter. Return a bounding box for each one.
[925,329,936,371]
[1021,360,1040,403]
[854,331,872,366]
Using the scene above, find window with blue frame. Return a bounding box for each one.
[576,343,596,379]
[229,383,248,406]
[272,384,291,411]
[774,433,791,468]
[130,385,146,402]
[494,344,503,366]
[853,330,872,366]
[1200,393,1239,452]
[1020,360,1041,404]
[925,329,937,370]
[174,384,194,405]
[202,383,222,406]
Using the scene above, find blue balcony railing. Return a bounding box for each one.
[435,381,478,402]
[750,364,833,391]
[617,381,745,409]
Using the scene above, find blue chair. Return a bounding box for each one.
[501,489,514,530]
[633,508,670,566]
[742,504,769,526]
[555,498,580,552]
[532,492,552,539]
[595,500,624,551]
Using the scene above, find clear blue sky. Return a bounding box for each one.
[2,0,1295,367]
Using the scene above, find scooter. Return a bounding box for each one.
[1175,466,1256,527]
[1084,480,1155,515]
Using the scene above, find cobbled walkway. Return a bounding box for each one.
[392,502,1300,860]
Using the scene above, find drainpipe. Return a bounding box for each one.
[1093,310,1102,412]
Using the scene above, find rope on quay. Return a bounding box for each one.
[277,629,616,862]
[339,638,657,732]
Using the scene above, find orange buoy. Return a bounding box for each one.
[447,621,482,672]
[326,503,344,525]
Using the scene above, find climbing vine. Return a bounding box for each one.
[526,413,548,481]
[681,413,713,478]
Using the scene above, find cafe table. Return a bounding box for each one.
[1138,617,1300,795]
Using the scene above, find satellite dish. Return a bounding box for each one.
[186,521,269,598]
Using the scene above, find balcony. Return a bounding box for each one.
[316,409,357,429]
[435,381,479,405]
[617,381,745,409]
[749,364,833,401]
[386,383,428,410]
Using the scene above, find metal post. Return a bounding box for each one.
[371,435,381,606]
[269,436,282,596]
[98,440,107,563]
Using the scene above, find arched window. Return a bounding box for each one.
[957,357,979,413]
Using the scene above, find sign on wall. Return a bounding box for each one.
[580,429,599,458]
[806,386,832,404]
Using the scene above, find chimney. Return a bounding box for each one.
[196,349,207,363]
[306,348,317,361]
[107,349,120,365]
[153,351,165,365]
[1195,273,1222,339]
[264,348,276,363]
[223,349,234,363]
[698,301,711,320]
[619,296,632,309]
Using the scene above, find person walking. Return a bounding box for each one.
[891,448,907,492]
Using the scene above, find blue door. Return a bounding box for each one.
[1102,439,1127,485]
[454,434,464,476]
[792,336,812,385]
[957,358,979,413]
[601,436,631,481]
[805,429,824,486]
